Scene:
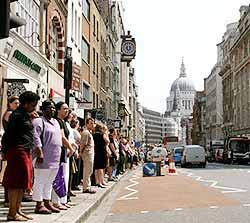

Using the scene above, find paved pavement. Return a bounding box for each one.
[0,172,129,223]
[85,163,250,223]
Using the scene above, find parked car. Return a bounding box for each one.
[181,145,206,168]
[173,147,184,165]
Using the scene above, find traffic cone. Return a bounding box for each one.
[168,158,178,176]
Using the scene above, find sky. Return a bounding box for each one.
[121,0,250,113]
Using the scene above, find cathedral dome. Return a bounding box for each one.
[170,59,195,92]
[170,77,195,92]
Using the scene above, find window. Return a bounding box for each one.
[96,94,99,108]
[51,24,58,68]
[71,3,74,40]
[82,0,90,20]
[101,68,106,89]
[93,15,96,36]
[83,83,90,101]
[97,21,99,41]
[96,53,99,75]
[109,69,113,90]
[75,10,77,45]
[16,0,39,47]
[92,92,96,108]
[81,37,89,63]
[78,17,81,47]
[93,48,96,73]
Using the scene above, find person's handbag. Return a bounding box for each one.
[52,165,67,198]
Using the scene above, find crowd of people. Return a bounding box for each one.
[0,91,141,221]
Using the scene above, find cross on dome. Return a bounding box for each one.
[180,57,187,78]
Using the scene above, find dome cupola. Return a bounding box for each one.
[170,58,195,92]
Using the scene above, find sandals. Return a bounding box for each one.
[18,211,34,220]
[7,214,28,221]
[53,203,68,210]
[35,205,52,214]
[62,203,71,208]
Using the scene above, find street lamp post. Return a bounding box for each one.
[64,47,72,105]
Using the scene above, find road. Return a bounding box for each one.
[85,163,250,223]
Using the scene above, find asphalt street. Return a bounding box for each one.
[85,163,250,223]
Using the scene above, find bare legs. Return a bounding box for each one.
[7,189,28,221]
[95,169,108,186]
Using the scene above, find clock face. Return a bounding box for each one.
[7,83,27,97]
[122,40,136,55]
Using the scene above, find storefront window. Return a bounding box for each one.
[16,0,39,47]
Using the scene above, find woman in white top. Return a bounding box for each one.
[70,119,82,190]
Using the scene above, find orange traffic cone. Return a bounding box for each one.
[168,158,178,176]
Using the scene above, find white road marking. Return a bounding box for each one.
[140,211,149,214]
[243,204,250,207]
[117,174,140,200]
[107,213,114,216]
[209,206,218,209]
[179,170,247,193]
[175,208,184,211]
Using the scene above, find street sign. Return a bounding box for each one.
[143,163,156,177]
[77,101,93,110]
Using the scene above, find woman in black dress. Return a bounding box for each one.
[93,124,108,188]
[2,96,19,206]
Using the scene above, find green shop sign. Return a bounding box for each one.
[13,50,42,74]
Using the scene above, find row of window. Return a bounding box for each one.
[71,2,81,48]
[16,0,39,47]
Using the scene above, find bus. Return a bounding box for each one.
[163,136,182,153]
[207,140,224,162]
[223,137,250,164]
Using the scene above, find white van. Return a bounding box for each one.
[181,145,206,168]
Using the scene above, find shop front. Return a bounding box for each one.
[0,36,49,127]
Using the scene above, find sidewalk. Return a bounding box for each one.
[0,174,126,223]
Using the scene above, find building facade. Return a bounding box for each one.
[219,7,250,137]
[191,91,206,146]
[166,60,196,117]
[165,59,196,144]
[143,107,163,145]
[204,44,224,145]
[0,0,54,128]
[46,0,67,99]
[135,102,145,146]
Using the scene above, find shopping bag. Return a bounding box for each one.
[52,165,67,198]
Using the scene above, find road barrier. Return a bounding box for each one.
[168,159,178,176]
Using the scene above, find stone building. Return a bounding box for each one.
[0,0,58,127]
[135,102,145,147]
[166,59,196,117]
[204,44,224,144]
[45,0,67,99]
[219,6,250,136]
[89,0,102,109]
[165,59,196,144]
[191,91,206,146]
[81,0,92,107]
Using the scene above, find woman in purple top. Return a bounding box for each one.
[32,100,62,214]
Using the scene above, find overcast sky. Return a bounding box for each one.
[122,0,250,113]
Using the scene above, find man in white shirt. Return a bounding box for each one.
[80,118,96,193]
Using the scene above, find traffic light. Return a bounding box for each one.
[0,0,26,39]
